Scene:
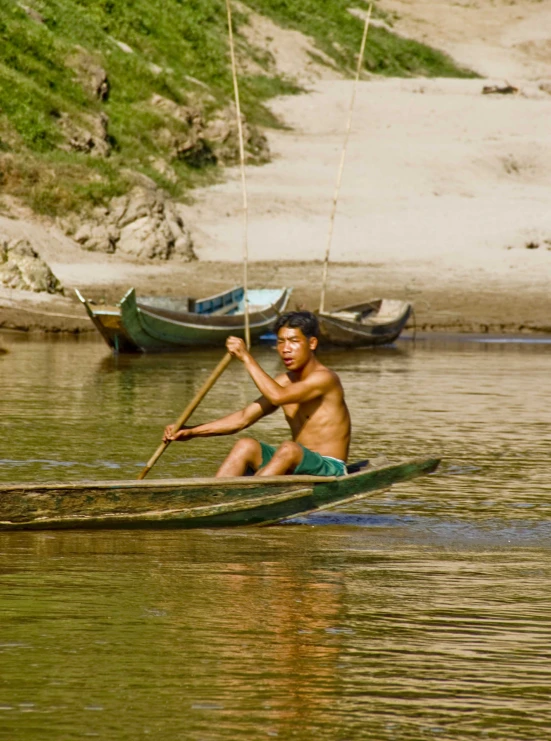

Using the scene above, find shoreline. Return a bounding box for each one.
[1,259,550,337]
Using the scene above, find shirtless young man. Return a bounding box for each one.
[163,311,351,478]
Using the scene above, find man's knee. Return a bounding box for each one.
[275,441,303,465]
[230,437,262,468]
[232,437,259,455]
[216,437,262,478]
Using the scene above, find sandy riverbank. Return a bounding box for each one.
[1,0,550,337]
[1,255,550,337]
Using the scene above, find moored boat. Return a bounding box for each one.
[0,457,439,530]
[76,285,291,352]
[119,286,291,352]
[317,298,411,347]
[76,289,139,352]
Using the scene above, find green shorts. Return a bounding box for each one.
[259,441,347,477]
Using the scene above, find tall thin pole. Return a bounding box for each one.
[225,0,251,348]
[319,4,372,314]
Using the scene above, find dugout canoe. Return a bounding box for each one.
[0,457,439,531]
[76,285,292,353]
[317,298,412,347]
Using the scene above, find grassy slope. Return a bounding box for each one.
[246,0,475,78]
[0,0,475,217]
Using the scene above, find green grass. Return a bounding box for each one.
[245,0,476,78]
[0,0,476,217]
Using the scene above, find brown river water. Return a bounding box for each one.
[0,331,550,740]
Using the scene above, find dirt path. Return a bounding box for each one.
[378,0,551,80]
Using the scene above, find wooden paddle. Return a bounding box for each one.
[137,352,232,480]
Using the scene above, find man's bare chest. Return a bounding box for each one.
[282,399,322,426]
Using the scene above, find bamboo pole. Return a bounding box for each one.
[137,3,252,480]
[137,352,232,480]
[225,0,251,348]
[319,4,372,314]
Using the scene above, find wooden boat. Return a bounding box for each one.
[0,457,439,531]
[119,286,291,352]
[76,289,139,352]
[76,285,291,353]
[317,298,412,347]
[312,32,411,350]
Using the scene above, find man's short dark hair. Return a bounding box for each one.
[273,311,319,340]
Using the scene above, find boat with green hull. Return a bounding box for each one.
[119,286,291,352]
[0,457,439,531]
[76,286,291,353]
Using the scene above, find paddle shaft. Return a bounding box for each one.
[137,352,232,480]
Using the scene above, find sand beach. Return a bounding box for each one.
[1,0,550,335]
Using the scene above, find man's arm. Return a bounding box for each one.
[246,363,332,406]
[226,337,332,406]
[163,395,276,442]
[248,355,333,406]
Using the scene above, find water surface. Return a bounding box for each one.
[0,332,550,740]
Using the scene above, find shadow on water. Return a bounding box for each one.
[289,512,551,548]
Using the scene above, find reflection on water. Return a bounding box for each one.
[0,331,550,739]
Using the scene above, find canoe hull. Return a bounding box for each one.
[0,458,439,530]
[318,299,412,347]
[76,286,292,352]
[75,290,140,352]
[120,287,291,351]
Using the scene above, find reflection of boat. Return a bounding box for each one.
[318,298,411,348]
[0,457,439,530]
[76,286,291,353]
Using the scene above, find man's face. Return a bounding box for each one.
[276,326,317,371]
